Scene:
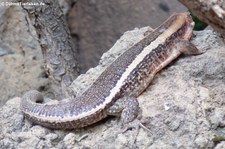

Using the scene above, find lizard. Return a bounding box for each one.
[21,12,204,129]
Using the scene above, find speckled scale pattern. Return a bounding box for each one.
[21,13,196,129]
[120,23,189,97]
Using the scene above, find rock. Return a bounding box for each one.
[0,29,224,148]
[0,4,47,107]
[0,42,13,56]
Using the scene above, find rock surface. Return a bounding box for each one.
[0,4,50,107]
[0,29,225,148]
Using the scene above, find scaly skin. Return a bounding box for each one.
[21,13,203,129]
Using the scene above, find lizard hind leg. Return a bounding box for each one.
[107,96,140,124]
